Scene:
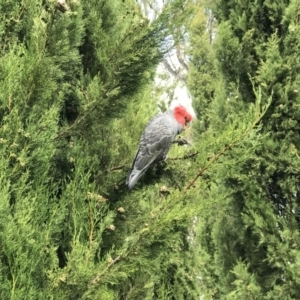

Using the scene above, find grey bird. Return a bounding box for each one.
[126,106,193,189]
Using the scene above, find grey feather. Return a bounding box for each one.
[126,110,183,189]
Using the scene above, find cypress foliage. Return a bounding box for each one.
[187,0,300,298]
[5,0,300,298]
[0,0,207,299]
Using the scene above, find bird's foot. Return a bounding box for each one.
[173,137,190,146]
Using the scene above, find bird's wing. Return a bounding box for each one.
[134,114,174,170]
[126,114,175,188]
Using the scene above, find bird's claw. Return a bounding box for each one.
[173,138,190,146]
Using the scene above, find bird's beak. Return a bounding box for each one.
[184,121,191,128]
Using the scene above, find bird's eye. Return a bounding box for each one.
[184,116,191,125]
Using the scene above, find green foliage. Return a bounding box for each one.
[187,0,300,298]
[0,0,209,299]
[187,6,218,133]
[2,0,300,298]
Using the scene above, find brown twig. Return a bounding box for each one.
[169,151,199,160]
[90,256,121,286]
[109,165,126,171]
[185,104,267,191]
[185,150,224,190]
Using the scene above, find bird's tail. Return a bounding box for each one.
[126,168,146,190]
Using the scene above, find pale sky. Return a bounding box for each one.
[138,0,196,118]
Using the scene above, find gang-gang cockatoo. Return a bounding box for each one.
[126,106,193,189]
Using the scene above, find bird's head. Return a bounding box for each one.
[173,106,193,127]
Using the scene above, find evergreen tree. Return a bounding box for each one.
[0,0,207,299]
[187,0,300,298]
[6,0,300,298]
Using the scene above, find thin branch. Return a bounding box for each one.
[85,201,94,265]
[185,129,254,190]
[125,285,134,300]
[109,165,126,171]
[185,93,271,190]
[169,151,198,160]
[163,59,186,83]
[53,83,121,141]
[163,59,178,78]
[89,256,121,286]
[108,24,140,63]
[176,45,189,71]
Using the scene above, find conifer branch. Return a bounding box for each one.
[108,23,143,63]
[169,151,199,160]
[53,84,118,140]
[86,201,95,265]
[89,256,121,286]
[109,164,126,171]
[17,3,27,21]
[186,91,271,190]
[185,126,256,190]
